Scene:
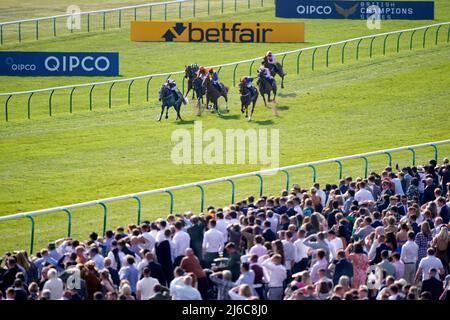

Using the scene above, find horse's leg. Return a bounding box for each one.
[224,94,229,112]
[176,105,182,121]
[158,105,165,121]
[280,73,284,89]
[250,101,256,121]
[268,91,271,103]
[261,93,267,107]
[165,106,169,119]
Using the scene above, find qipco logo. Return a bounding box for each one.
[297,5,333,15]
[44,55,111,73]
[5,57,37,72]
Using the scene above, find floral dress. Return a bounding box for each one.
[347,253,369,288]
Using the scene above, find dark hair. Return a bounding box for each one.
[241,262,250,271]
[209,219,217,227]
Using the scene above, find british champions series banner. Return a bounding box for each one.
[275,0,435,20]
[0,52,119,76]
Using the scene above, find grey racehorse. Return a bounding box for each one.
[158,85,187,121]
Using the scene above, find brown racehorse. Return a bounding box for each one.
[239,81,258,121]
[184,65,199,99]
[202,77,229,114]
[263,57,286,89]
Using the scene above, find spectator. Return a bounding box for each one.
[42,268,63,300]
[136,267,159,300]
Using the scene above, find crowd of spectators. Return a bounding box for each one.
[1,158,449,301]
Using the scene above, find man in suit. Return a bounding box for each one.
[370,235,391,265]
[332,250,353,285]
[262,221,276,242]
[155,229,175,285]
[422,178,437,204]
[437,197,449,224]
[421,268,444,300]
[187,216,205,262]
[146,252,166,286]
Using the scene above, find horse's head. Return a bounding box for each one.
[184,65,189,79]
[159,85,170,101]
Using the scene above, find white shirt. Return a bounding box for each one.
[293,238,308,262]
[137,276,160,300]
[170,276,185,293]
[316,189,327,207]
[294,205,303,215]
[261,260,287,287]
[141,232,156,252]
[107,250,126,270]
[173,230,191,257]
[418,255,443,280]
[137,259,149,277]
[43,277,64,300]
[392,178,405,196]
[268,215,279,233]
[202,228,224,253]
[215,219,229,243]
[327,237,344,261]
[400,240,419,264]
[354,188,374,203]
[249,244,267,257]
[172,284,202,300]
[282,240,295,270]
[156,229,167,243]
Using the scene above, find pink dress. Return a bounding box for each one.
[347,253,369,288]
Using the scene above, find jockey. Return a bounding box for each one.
[197,66,208,80]
[209,68,224,93]
[265,50,279,73]
[259,65,274,87]
[242,76,256,98]
[165,79,182,101]
[190,63,199,73]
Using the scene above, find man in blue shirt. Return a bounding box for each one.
[119,255,139,294]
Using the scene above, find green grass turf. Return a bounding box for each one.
[0,0,449,253]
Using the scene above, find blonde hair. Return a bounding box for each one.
[239,284,252,298]
[437,227,448,241]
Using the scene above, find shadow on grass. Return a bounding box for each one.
[218,114,240,120]
[276,105,290,111]
[175,119,196,125]
[254,119,274,125]
[278,92,297,98]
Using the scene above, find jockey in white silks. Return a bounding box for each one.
[265,51,279,73]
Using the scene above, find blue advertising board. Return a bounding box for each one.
[0,52,119,76]
[275,0,435,20]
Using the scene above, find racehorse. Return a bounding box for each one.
[263,57,286,89]
[202,77,229,114]
[239,81,258,121]
[257,72,277,107]
[158,85,187,121]
[184,65,199,99]
[193,76,206,112]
